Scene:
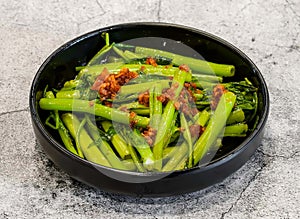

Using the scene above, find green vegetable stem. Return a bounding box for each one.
[180,113,193,168]
[85,116,130,170]
[152,68,188,170]
[149,83,163,130]
[101,120,130,159]
[39,98,150,128]
[44,90,81,157]
[162,143,188,172]
[115,43,235,77]
[193,91,236,165]
[61,113,111,167]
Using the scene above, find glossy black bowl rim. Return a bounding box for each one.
[29,22,269,178]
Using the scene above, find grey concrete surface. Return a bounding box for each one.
[0,0,299,218]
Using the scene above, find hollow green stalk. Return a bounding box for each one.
[152,69,188,170]
[101,120,130,159]
[87,33,114,66]
[85,116,129,171]
[44,91,80,157]
[61,113,111,167]
[193,92,236,165]
[162,146,179,161]
[130,129,155,171]
[57,120,79,156]
[174,156,188,171]
[127,144,145,172]
[192,74,223,83]
[39,98,150,127]
[56,90,81,99]
[149,83,163,130]
[162,143,188,172]
[224,123,248,137]
[180,113,193,168]
[76,62,124,79]
[226,108,245,125]
[122,159,137,171]
[133,45,235,77]
[196,109,211,127]
[119,80,170,96]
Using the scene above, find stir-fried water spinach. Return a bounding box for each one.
[40,33,259,172]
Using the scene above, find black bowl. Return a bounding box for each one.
[29,22,269,197]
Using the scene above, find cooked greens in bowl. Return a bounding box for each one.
[30,23,268,196]
[39,33,259,172]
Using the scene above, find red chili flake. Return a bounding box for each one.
[145,57,158,67]
[189,124,200,137]
[104,101,112,107]
[141,127,157,146]
[195,89,202,94]
[157,93,167,105]
[157,80,200,116]
[92,67,138,102]
[129,111,138,128]
[184,82,190,89]
[172,82,179,89]
[169,84,198,116]
[178,127,185,133]
[129,111,136,119]
[157,85,175,105]
[189,124,205,138]
[88,101,95,107]
[119,106,129,112]
[180,103,189,114]
[191,107,199,115]
[179,64,190,72]
[140,66,146,72]
[211,84,227,110]
[174,101,181,110]
[138,90,150,107]
[91,68,110,91]
[190,82,198,89]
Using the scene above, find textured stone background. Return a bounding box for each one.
[0,0,299,218]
